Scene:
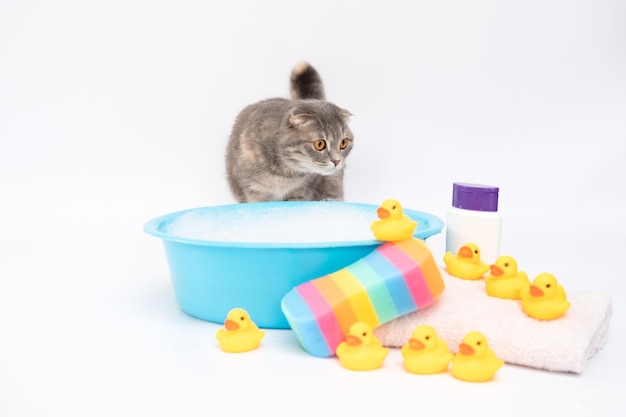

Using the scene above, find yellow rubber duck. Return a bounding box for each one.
[520,273,571,320]
[450,331,503,382]
[485,255,530,300]
[443,243,490,280]
[401,325,453,375]
[215,308,266,353]
[370,199,417,242]
[336,322,389,371]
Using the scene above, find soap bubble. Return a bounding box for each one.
[165,203,379,244]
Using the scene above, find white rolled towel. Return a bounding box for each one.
[374,268,612,374]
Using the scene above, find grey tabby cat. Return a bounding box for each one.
[225,62,354,202]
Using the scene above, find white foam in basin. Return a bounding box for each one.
[165,203,381,244]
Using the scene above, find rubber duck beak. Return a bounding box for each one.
[529,284,544,297]
[346,335,362,346]
[409,338,425,350]
[459,246,473,258]
[490,265,503,276]
[377,207,390,219]
[459,343,475,356]
[225,319,240,331]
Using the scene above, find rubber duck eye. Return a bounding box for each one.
[425,336,430,340]
[476,341,481,346]
[240,316,245,321]
[392,205,396,210]
[339,138,349,149]
[313,139,326,151]
[362,332,368,337]
[504,263,509,267]
[546,284,551,289]
[474,250,478,254]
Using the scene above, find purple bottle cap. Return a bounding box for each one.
[452,182,499,212]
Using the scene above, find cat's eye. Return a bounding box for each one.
[313,140,326,151]
[339,138,349,149]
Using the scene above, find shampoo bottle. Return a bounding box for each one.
[445,183,502,265]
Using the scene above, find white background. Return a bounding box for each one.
[1,1,625,415]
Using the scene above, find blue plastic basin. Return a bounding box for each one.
[144,201,443,329]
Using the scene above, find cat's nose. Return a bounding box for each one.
[331,159,341,166]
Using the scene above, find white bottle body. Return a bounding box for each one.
[445,206,502,265]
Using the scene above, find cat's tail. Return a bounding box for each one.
[290,62,326,100]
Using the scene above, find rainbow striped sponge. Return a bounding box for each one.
[281,238,445,357]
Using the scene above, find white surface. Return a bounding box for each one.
[1,1,625,416]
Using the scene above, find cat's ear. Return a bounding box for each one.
[339,108,352,122]
[288,109,317,127]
